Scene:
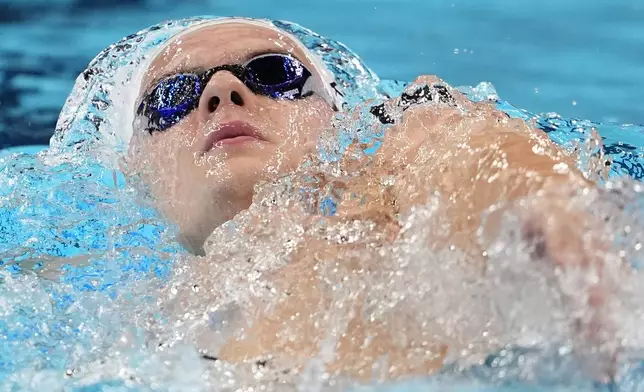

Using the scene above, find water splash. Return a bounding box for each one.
[3,16,644,392]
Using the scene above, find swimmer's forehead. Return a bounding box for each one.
[141,23,317,92]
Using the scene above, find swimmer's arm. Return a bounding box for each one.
[393,110,589,216]
[385,105,595,259]
[379,75,591,214]
[454,118,590,207]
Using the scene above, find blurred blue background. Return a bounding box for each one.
[1,0,643,149]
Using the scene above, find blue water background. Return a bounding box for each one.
[1,0,643,149]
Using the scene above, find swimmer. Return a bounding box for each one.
[125,18,615,379]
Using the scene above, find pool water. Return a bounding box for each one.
[1,3,644,392]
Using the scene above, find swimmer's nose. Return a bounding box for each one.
[197,71,252,117]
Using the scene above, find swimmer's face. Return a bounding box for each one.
[129,23,335,253]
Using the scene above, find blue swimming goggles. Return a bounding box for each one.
[137,53,334,133]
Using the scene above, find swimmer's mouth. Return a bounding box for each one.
[202,121,267,153]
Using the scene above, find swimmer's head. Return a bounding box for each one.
[126,18,341,254]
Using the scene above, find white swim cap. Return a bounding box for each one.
[53,16,381,161]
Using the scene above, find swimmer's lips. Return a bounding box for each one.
[202,121,267,153]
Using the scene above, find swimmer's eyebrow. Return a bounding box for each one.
[143,48,296,92]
